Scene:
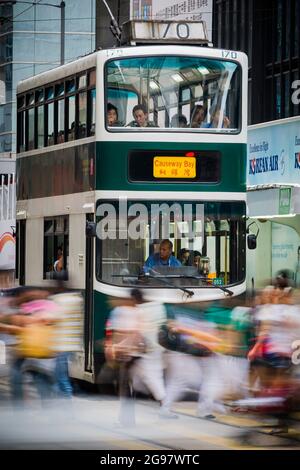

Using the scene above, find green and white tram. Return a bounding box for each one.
[16,26,248,382]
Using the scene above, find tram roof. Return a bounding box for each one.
[17,44,247,95]
[17,52,98,95]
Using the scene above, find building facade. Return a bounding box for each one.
[213,0,300,125]
[0,0,95,285]
[213,0,300,288]
[0,0,96,155]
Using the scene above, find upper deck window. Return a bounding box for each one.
[78,74,87,89]
[55,83,64,97]
[66,79,76,93]
[106,56,241,133]
[36,89,44,103]
[26,93,34,107]
[16,67,96,153]
[46,86,54,101]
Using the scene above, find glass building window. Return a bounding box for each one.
[276,0,283,62]
[294,0,300,58]
[17,111,25,153]
[284,0,290,60]
[283,72,290,117]
[292,70,300,117]
[0,134,12,153]
[275,76,281,118]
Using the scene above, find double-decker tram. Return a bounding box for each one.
[16,21,248,382]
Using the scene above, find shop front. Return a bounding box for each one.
[247,116,300,289]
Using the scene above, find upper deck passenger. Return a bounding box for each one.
[170,113,188,128]
[202,105,231,129]
[107,102,122,127]
[127,104,156,128]
[190,104,206,128]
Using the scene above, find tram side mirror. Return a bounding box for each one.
[247,221,259,250]
[247,233,257,250]
[86,221,96,238]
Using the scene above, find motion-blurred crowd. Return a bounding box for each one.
[1,271,300,426]
[0,282,83,403]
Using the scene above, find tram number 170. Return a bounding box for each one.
[144,21,208,42]
[163,22,191,39]
[222,50,238,59]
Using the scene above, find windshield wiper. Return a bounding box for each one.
[143,270,194,298]
[112,273,194,297]
[112,273,233,296]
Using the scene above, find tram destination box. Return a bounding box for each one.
[121,20,210,46]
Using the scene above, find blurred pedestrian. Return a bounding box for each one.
[106,289,146,426]
[50,277,84,399]
[7,289,59,404]
[130,298,167,407]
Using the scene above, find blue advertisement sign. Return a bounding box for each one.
[247,118,300,186]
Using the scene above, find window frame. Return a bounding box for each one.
[104,55,243,135]
[43,215,69,280]
[16,67,96,154]
[95,199,246,288]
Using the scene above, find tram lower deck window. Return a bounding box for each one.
[96,200,246,288]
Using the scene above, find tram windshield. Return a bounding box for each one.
[106,56,241,132]
[96,200,246,288]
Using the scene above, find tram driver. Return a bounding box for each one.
[143,239,181,273]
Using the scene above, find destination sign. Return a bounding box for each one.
[153,156,196,179]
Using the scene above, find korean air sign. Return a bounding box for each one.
[247,118,300,186]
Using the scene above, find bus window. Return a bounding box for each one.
[106,56,241,132]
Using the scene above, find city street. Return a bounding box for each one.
[1,394,300,450]
[1,0,300,457]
